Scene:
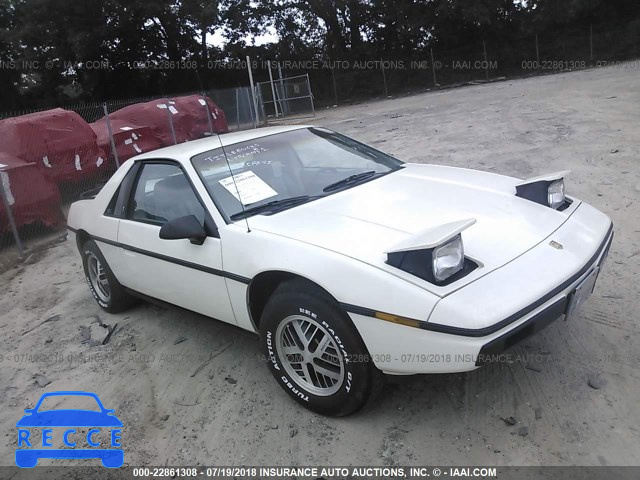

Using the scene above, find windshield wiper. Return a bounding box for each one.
[230,196,313,220]
[322,171,378,193]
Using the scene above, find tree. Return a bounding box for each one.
[1,0,639,108]
[182,0,219,60]
[0,0,21,110]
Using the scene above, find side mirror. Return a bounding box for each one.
[159,215,207,245]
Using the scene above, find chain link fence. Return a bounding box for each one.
[0,86,263,268]
[1,18,639,268]
[296,18,640,106]
[257,74,315,121]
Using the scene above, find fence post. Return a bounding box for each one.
[245,88,255,128]
[235,88,241,130]
[430,48,438,87]
[278,62,288,116]
[331,66,338,106]
[307,73,316,117]
[102,103,120,168]
[0,169,24,258]
[535,34,540,64]
[165,100,177,144]
[589,24,593,62]
[381,59,389,97]
[201,93,215,135]
[483,40,489,81]
[257,87,267,126]
[268,61,280,118]
[246,55,259,128]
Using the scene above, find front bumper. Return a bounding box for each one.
[476,223,612,366]
[349,203,613,374]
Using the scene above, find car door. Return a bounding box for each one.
[116,160,236,324]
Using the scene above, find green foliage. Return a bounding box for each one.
[0,0,638,108]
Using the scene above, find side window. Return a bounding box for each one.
[128,163,205,226]
[104,186,121,216]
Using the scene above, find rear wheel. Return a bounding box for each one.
[81,240,135,313]
[260,279,382,416]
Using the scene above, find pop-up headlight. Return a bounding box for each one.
[432,234,464,282]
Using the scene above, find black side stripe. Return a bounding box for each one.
[67,226,250,285]
[70,223,613,338]
[342,223,613,338]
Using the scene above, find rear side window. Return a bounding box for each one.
[128,163,205,226]
[104,186,120,216]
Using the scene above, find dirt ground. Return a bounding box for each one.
[1,64,639,468]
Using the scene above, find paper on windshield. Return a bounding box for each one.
[219,170,278,205]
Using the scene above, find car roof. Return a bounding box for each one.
[131,125,312,164]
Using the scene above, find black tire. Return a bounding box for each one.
[81,240,135,313]
[260,279,382,416]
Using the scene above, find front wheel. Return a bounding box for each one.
[81,240,135,313]
[260,280,382,416]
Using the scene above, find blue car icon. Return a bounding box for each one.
[15,391,123,468]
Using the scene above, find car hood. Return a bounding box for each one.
[16,410,123,427]
[247,163,577,292]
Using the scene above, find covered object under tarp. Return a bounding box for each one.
[90,121,163,164]
[0,152,64,235]
[174,94,229,137]
[0,108,107,185]
[93,95,229,153]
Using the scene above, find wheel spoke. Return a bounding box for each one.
[291,320,310,349]
[89,261,98,279]
[284,326,302,351]
[282,327,293,346]
[312,335,341,367]
[315,369,327,389]
[321,353,341,367]
[313,334,331,357]
[303,320,314,337]
[300,363,314,384]
[306,322,320,343]
[312,363,341,381]
[282,344,303,356]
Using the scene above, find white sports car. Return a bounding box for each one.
[67,126,613,416]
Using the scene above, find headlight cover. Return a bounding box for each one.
[432,234,464,281]
[516,176,569,210]
[547,179,565,209]
[385,219,478,286]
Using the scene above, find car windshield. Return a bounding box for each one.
[191,127,403,220]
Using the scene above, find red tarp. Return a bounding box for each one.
[0,109,107,185]
[0,152,64,234]
[173,94,229,137]
[94,95,229,153]
[90,121,163,164]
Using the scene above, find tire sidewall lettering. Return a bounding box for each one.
[281,375,310,402]
[265,330,281,371]
[320,320,350,365]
